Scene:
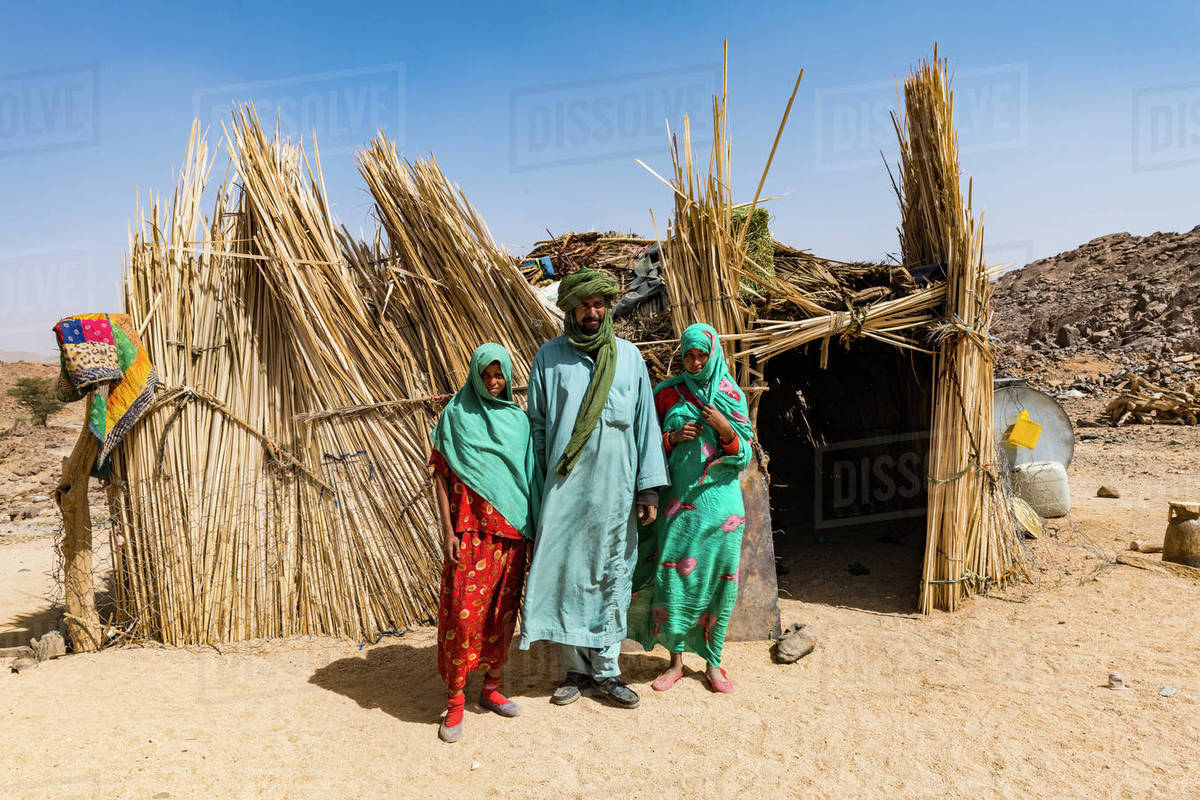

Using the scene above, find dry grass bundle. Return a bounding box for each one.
[356,135,559,394]
[772,244,921,310]
[657,69,748,357]
[739,286,944,363]
[524,231,652,278]
[891,52,1020,613]
[111,109,563,646]
[637,43,806,391]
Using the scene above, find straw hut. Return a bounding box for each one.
[86,48,1018,647]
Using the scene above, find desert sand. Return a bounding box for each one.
[2,389,1200,798]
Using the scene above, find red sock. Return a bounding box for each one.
[444,691,465,727]
[480,675,509,706]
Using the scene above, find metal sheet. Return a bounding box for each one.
[726,446,782,642]
[993,382,1076,469]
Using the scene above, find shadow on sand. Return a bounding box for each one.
[308,636,682,722]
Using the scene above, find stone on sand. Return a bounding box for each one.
[772,623,816,664]
[31,631,66,662]
[11,657,38,674]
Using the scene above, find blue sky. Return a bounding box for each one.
[3,0,1198,357]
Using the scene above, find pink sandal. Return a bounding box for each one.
[652,667,686,692]
[704,668,734,694]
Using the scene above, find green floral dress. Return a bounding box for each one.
[628,324,753,666]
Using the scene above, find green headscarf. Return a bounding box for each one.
[657,323,754,444]
[555,268,621,475]
[430,343,539,537]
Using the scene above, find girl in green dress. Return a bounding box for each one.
[629,323,753,693]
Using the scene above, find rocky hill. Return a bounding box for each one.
[0,362,82,528]
[992,226,1200,392]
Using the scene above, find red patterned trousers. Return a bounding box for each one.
[436,531,528,692]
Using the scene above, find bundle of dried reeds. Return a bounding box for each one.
[657,56,748,361]
[110,110,497,644]
[111,107,562,646]
[639,42,805,391]
[891,52,1020,612]
[738,285,944,363]
[356,135,558,395]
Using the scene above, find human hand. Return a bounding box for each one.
[701,404,735,442]
[442,531,461,565]
[638,504,658,526]
[669,421,703,445]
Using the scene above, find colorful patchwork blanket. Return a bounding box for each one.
[53,313,159,471]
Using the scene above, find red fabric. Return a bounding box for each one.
[654,385,680,422]
[655,386,740,454]
[429,449,522,540]
[436,531,528,692]
[444,691,465,726]
[656,384,705,417]
[480,681,512,707]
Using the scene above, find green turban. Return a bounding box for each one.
[555,268,621,475]
[556,268,620,313]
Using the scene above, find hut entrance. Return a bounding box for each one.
[758,340,933,613]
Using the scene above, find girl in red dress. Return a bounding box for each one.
[429,343,539,743]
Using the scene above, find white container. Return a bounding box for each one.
[1011,460,1071,518]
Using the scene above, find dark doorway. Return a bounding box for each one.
[757,339,933,613]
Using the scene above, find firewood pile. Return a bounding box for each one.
[1106,375,1200,426]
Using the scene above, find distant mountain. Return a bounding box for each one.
[0,351,58,365]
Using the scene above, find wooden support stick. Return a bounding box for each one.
[1116,552,1200,585]
[55,421,101,653]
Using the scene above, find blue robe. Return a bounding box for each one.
[519,335,669,650]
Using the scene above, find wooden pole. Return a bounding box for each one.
[55,418,102,653]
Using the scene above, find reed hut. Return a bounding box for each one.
[94,48,1017,647]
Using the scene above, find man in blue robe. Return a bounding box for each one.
[519,268,668,708]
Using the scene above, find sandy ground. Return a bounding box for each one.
[2,398,1200,798]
